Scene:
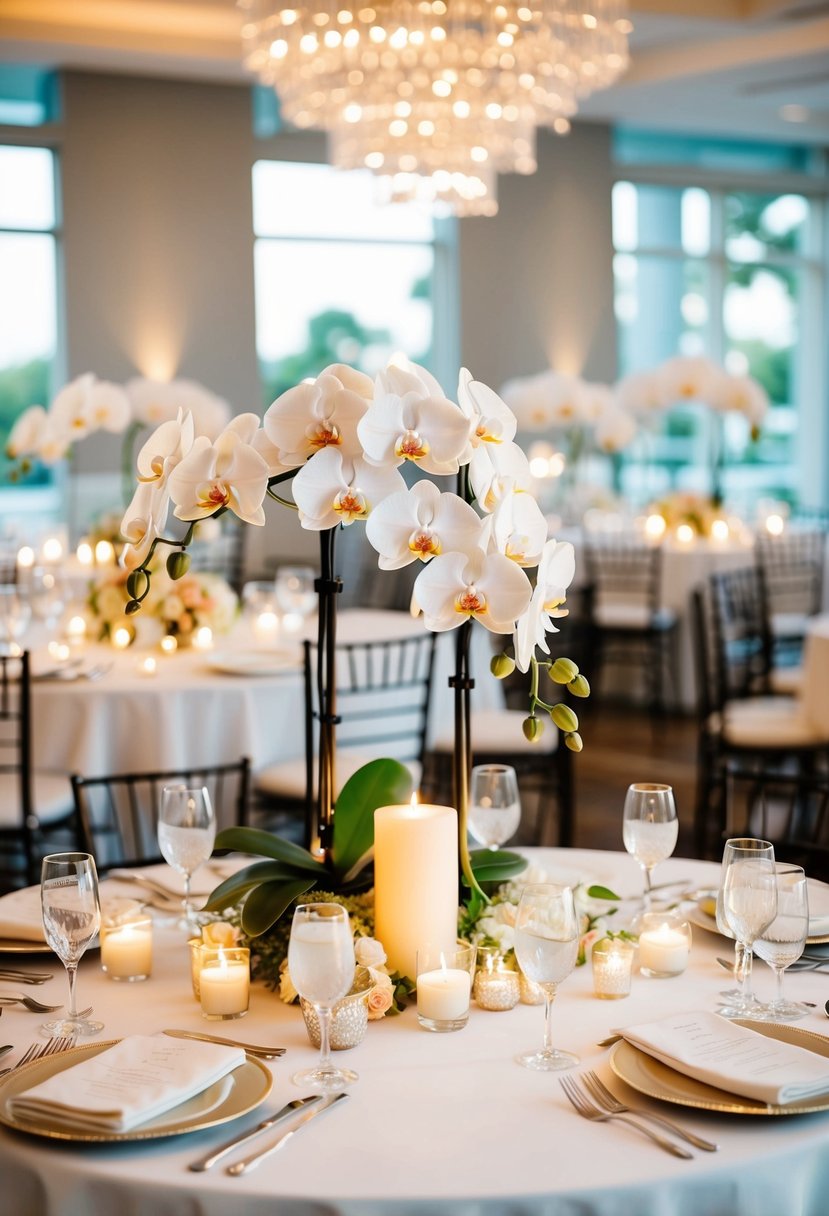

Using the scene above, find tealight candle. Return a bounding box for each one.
[675,523,695,545]
[473,949,521,1011]
[765,513,785,536]
[638,914,692,978]
[112,626,132,650]
[416,942,475,1032]
[47,640,71,663]
[253,610,280,646]
[160,634,178,655]
[710,518,729,543]
[76,541,94,567]
[66,615,87,643]
[137,656,157,677]
[41,537,63,563]
[199,947,250,1020]
[592,938,635,999]
[644,513,667,541]
[100,900,153,982]
[193,626,213,651]
[16,546,35,569]
[95,539,115,565]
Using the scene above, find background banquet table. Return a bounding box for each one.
[0,849,827,1216]
[800,615,829,739]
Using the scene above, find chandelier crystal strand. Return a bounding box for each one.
[239,1,630,216]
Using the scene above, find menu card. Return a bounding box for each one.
[622,1011,829,1105]
[9,1035,245,1132]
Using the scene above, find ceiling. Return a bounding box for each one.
[0,0,828,145]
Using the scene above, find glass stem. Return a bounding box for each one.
[642,865,654,912]
[542,986,557,1055]
[774,965,785,1008]
[182,872,192,917]
[317,1003,332,1073]
[735,939,753,1002]
[66,962,78,1019]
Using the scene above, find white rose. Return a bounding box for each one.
[355,937,387,969]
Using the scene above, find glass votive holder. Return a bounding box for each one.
[591,938,635,999]
[473,946,520,1011]
[416,941,476,1032]
[198,946,251,1020]
[189,937,206,999]
[100,899,153,982]
[637,913,692,978]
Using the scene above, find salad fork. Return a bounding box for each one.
[0,1034,77,1078]
[582,1070,719,1151]
[559,1075,693,1159]
[0,994,63,1013]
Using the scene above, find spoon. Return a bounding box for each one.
[824,999,829,1018]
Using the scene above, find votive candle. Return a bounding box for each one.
[100,901,153,982]
[199,947,250,1019]
[638,915,691,978]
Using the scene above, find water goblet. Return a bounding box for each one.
[157,785,216,931]
[622,783,678,912]
[752,863,811,1022]
[26,565,67,632]
[715,837,775,1009]
[468,764,521,850]
[40,852,104,1038]
[717,840,777,1019]
[0,585,31,655]
[513,883,579,1071]
[274,566,316,629]
[288,903,357,1092]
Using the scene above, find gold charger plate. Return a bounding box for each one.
[0,938,52,955]
[610,1021,829,1116]
[0,1038,272,1143]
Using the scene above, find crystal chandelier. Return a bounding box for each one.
[239,2,631,216]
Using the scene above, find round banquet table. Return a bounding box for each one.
[0,849,828,1216]
[800,615,829,739]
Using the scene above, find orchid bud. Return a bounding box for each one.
[126,569,149,600]
[549,657,579,685]
[125,599,141,616]
[167,551,190,580]
[567,675,590,698]
[522,716,543,742]
[551,703,579,733]
[490,653,516,679]
[565,731,584,753]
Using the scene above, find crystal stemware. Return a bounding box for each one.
[468,764,521,850]
[752,863,810,1022]
[717,839,777,1019]
[157,785,216,931]
[622,783,678,912]
[274,566,316,628]
[288,903,357,1092]
[40,852,103,1038]
[512,883,579,1071]
[715,837,775,1009]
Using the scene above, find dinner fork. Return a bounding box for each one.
[0,971,53,986]
[582,1071,719,1152]
[559,1075,693,1159]
[0,994,63,1013]
[0,1034,77,1078]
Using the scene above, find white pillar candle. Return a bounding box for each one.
[638,922,690,976]
[374,800,458,981]
[199,949,250,1018]
[417,966,471,1021]
[101,920,153,980]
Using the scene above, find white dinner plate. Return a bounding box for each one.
[205,648,301,677]
[686,888,829,946]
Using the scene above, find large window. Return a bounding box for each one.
[252,161,454,405]
[0,143,60,481]
[612,173,824,507]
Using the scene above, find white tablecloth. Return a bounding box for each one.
[0,850,827,1216]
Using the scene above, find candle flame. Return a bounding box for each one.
[439,951,447,975]
[410,791,419,808]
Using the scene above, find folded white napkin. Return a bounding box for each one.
[807,878,829,937]
[0,887,46,942]
[621,1010,829,1106]
[9,1035,245,1132]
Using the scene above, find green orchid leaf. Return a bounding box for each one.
[467,849,528,885]
[331,758,412,879]
[586,884,621,902]
[203,860,316,914]
[240,877,318,937]
[214,827,324,875]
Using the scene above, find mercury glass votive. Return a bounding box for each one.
[591,938,635,999]
[473,947,520,1011]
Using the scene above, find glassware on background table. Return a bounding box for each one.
[274,565,316,629]
[622,783,678,914]
[512,883,579,1071]
[40,852,103,1038]
[242,581,281,646]
[468,764,521,850]
[157,785,216,931]
[715,837,775,1008]
[25,565,67,633]
[287,902,357,1092]
[0,585,31,655]
[752,863,810,1022]
[717,838,777,1019]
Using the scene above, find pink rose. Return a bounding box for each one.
[366,979,394,1021]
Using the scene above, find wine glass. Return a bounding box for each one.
[40,853,103,1038]
[26,566,67,632]
[717,840,777,1020]
[274,566,316,630]
[622,783,678,912]
[288,903,357,1092]
[752,863,810,1022]
[0,585,31,655]
[512,883,579,1071]
[468,764,521,850]
[157,785,216,930]
[715,837,775,1010]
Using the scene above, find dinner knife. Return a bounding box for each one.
[188,1096,321,1171]
[227,1092,349,1176]
[162,1029,286,1057]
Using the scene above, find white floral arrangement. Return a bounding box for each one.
[87,553,238,643]
[278,935,400,1022]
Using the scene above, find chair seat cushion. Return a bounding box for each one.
[768,665,805,696]
[593,603,677,631]
[432,708,559,756]
[713,696,824,749]
[771,611,810,641]
[256,754,422,800]
[0,772,73,829]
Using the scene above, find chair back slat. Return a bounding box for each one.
[756,530,824,619]
[584,541,662,614]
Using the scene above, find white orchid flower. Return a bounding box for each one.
[594,406,637,453]
[659,355,721,406]
[136,410,195,490]
[365,480,485,570]
[581,382,615,424]
[264,366,372,467]
[514,539,576,671]
[84,380,132,434]
[292,446,406,531]
[358,386,471,477]
[376,355,445,401]
[168,427,270,526]
[470,441,533,513]
[457,368,517,455]
[715,374,769,427]
[6,405,48,459]
[120,481,169,572]
[502,370,588,430]
[49,373,96,440]
[487,489,548,567]
[414,549,532,635]
[615,370,667,417]
[126,378,230,439]
[224,412,287,477]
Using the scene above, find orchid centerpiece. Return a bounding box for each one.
[119,356,586,931]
